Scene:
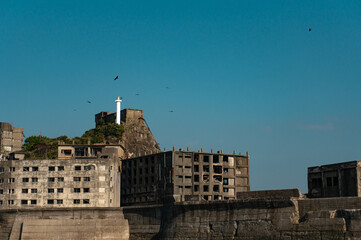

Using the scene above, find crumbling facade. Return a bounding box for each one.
[0,144,123,209]
[0,122,24,155]
[308,161,361,198]
[121,149,250,205]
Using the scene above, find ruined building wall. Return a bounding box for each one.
[308,161,361,198]
[0,157,121,209]
[121,150,249,205]
[0,122,24,154]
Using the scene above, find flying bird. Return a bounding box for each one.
[73,109,77,111]
[135,93,140,96]
[309,28,311,32]
[87,100,91,104]
[165,86,170,89]
[169,110,174,113]
[114,76,119,81]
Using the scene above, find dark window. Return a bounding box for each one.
[21,200,27,205]
[83,188,90,193]
[223,156,228,162]
[203,185,209,192]
[194,175,199,182]
[31,189,37,193]
[74,188,81,193]
[57,199,63,204]
[22,189,28,193]
[49,166,55,171]
[9,167,15,172]
[48,189,54,193]
[74,166,81,171]
[32,167,38,171]
[84,177,90,182]
[203,166,209,172]
[22,178,29,182]
[57,177,64,182]
[73,199,80,204]
[73,177,81,182]
[194,185,199,192]
[194,165,199,172]
[151,167,154,173]
[84,165,95,171]
[0,189,3,194]
[62,150,72,155]
[223,187,229,192]
[213,166,222,174]
[83,199,90,204]
[32,178,38,182]
[333,177,338,186]
[0,167,4,172]
[203,155,209,162]
[194,154,199,162]
[224,168,229,173]
[47,199,54,204]
[213,185,220,192]
[31,200,37,205]
[48,178,55,182]
[23,167,29,171]
[213,155,219,163]
[57,188,63,193]
[58,166,64,171]
[327,177,332,187]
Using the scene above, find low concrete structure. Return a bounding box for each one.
[121,149,250,205]
[308,161,361,198]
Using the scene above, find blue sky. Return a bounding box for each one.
[1,1,361,192]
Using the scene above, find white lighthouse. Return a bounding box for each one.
[115,96,122,125]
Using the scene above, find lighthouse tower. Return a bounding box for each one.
[115,96,122,125]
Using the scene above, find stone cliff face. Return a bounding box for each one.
[120,116,160,158]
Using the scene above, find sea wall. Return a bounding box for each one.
[3,192,361,239]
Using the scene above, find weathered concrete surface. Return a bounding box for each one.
[3,197,361,239]
[1,208,129,240]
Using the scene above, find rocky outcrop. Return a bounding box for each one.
[121,117,160,158]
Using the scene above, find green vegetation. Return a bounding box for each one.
[22,123,124,159]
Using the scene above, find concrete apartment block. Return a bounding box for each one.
[308,161,361,198]
[0,122,24,154]
[121,149,250,205]
[0,145,123,209]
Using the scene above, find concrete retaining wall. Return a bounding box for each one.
[3,197,361,239]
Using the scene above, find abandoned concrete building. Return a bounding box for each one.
[308,161,361,198]
[0,144,122,209]
[0,122,24,156]
[121,149,250,205]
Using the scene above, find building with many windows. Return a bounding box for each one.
[0,144,122,208]
[121,148,250,205]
